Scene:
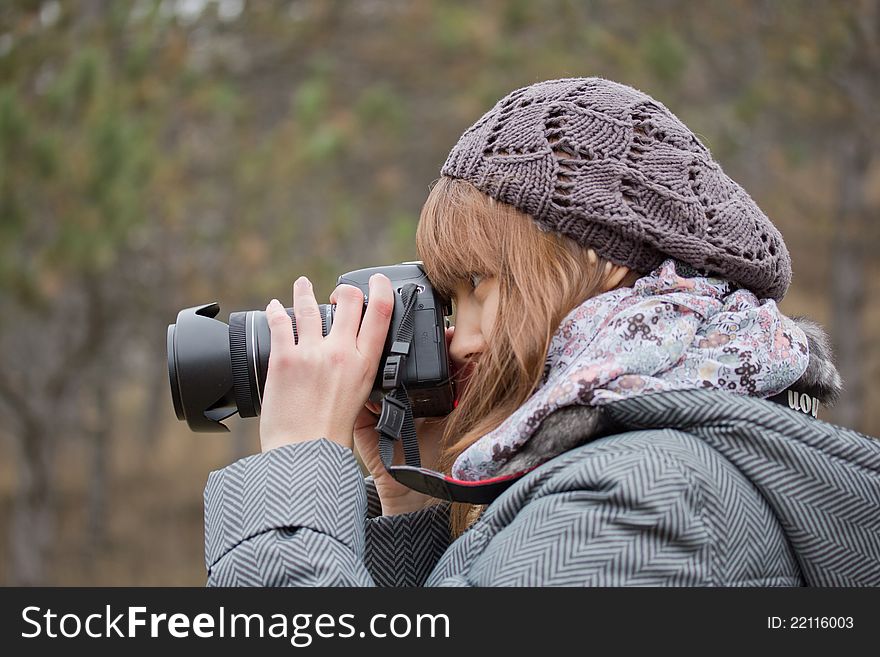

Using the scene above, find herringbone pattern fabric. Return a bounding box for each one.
[426,429,801,586]
[364,500,451,587]
[205,440,452,587]
[365,476,383,519]
[203,390,880,587]
[364,477,452,586]
[603,389,880,586]
[210,528,373,586]
[205,439,368,585]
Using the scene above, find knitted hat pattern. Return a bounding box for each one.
[441,78,791,300]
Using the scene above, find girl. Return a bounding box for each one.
[204,78,880,586]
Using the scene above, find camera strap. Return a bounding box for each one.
[374,283,422,470]
[374,283,530,505]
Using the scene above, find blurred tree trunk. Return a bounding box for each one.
[830,139,871,430]
[0,274,109,584]
[828,0,878,430]
[87,376,112,557]
[139,329,171,448]
[9,413,55,585]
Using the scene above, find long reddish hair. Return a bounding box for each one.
[416,176,640,536]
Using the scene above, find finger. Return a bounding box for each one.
[328,283,365,343]
[265,298,295,363]
[356,273,395,367]
[354,404,381,432]
[292,275,322,346]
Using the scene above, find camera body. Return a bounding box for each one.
[167,261,455,432]
[340,262,454,413]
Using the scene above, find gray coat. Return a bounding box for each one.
[203,388,880,586]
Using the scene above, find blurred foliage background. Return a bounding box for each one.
[0,0,877,585]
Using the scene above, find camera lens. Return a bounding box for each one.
[166,302,334,432]
[228,305,333,418]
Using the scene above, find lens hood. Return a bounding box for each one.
[167,302,236,432]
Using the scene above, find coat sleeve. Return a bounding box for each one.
[363,476,451,587]
[204,439,450,586]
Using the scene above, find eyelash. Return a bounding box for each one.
[446,274,483,313]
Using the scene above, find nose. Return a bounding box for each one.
[448,324,486,369]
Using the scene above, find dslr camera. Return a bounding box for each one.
[167,261,454,432]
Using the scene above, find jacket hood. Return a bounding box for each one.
[506,318,877,585]
[594,388,880,586]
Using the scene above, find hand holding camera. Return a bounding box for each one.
[167,261,458,504]
[258,273,396,453]
[352,326,456,516]
[167,261,454,433]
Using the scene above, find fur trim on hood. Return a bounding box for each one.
[788,316,843,407]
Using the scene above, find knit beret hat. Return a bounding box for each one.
[441,77,791,300]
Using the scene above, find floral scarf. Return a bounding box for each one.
[451,259,810,481]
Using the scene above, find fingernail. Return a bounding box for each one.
[268,298,282,311]
[296,276,311,290]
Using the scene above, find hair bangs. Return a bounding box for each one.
[416,177,506,300]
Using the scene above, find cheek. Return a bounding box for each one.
[481,293,500,337]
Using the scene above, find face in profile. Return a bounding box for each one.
[446,273,500,397]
